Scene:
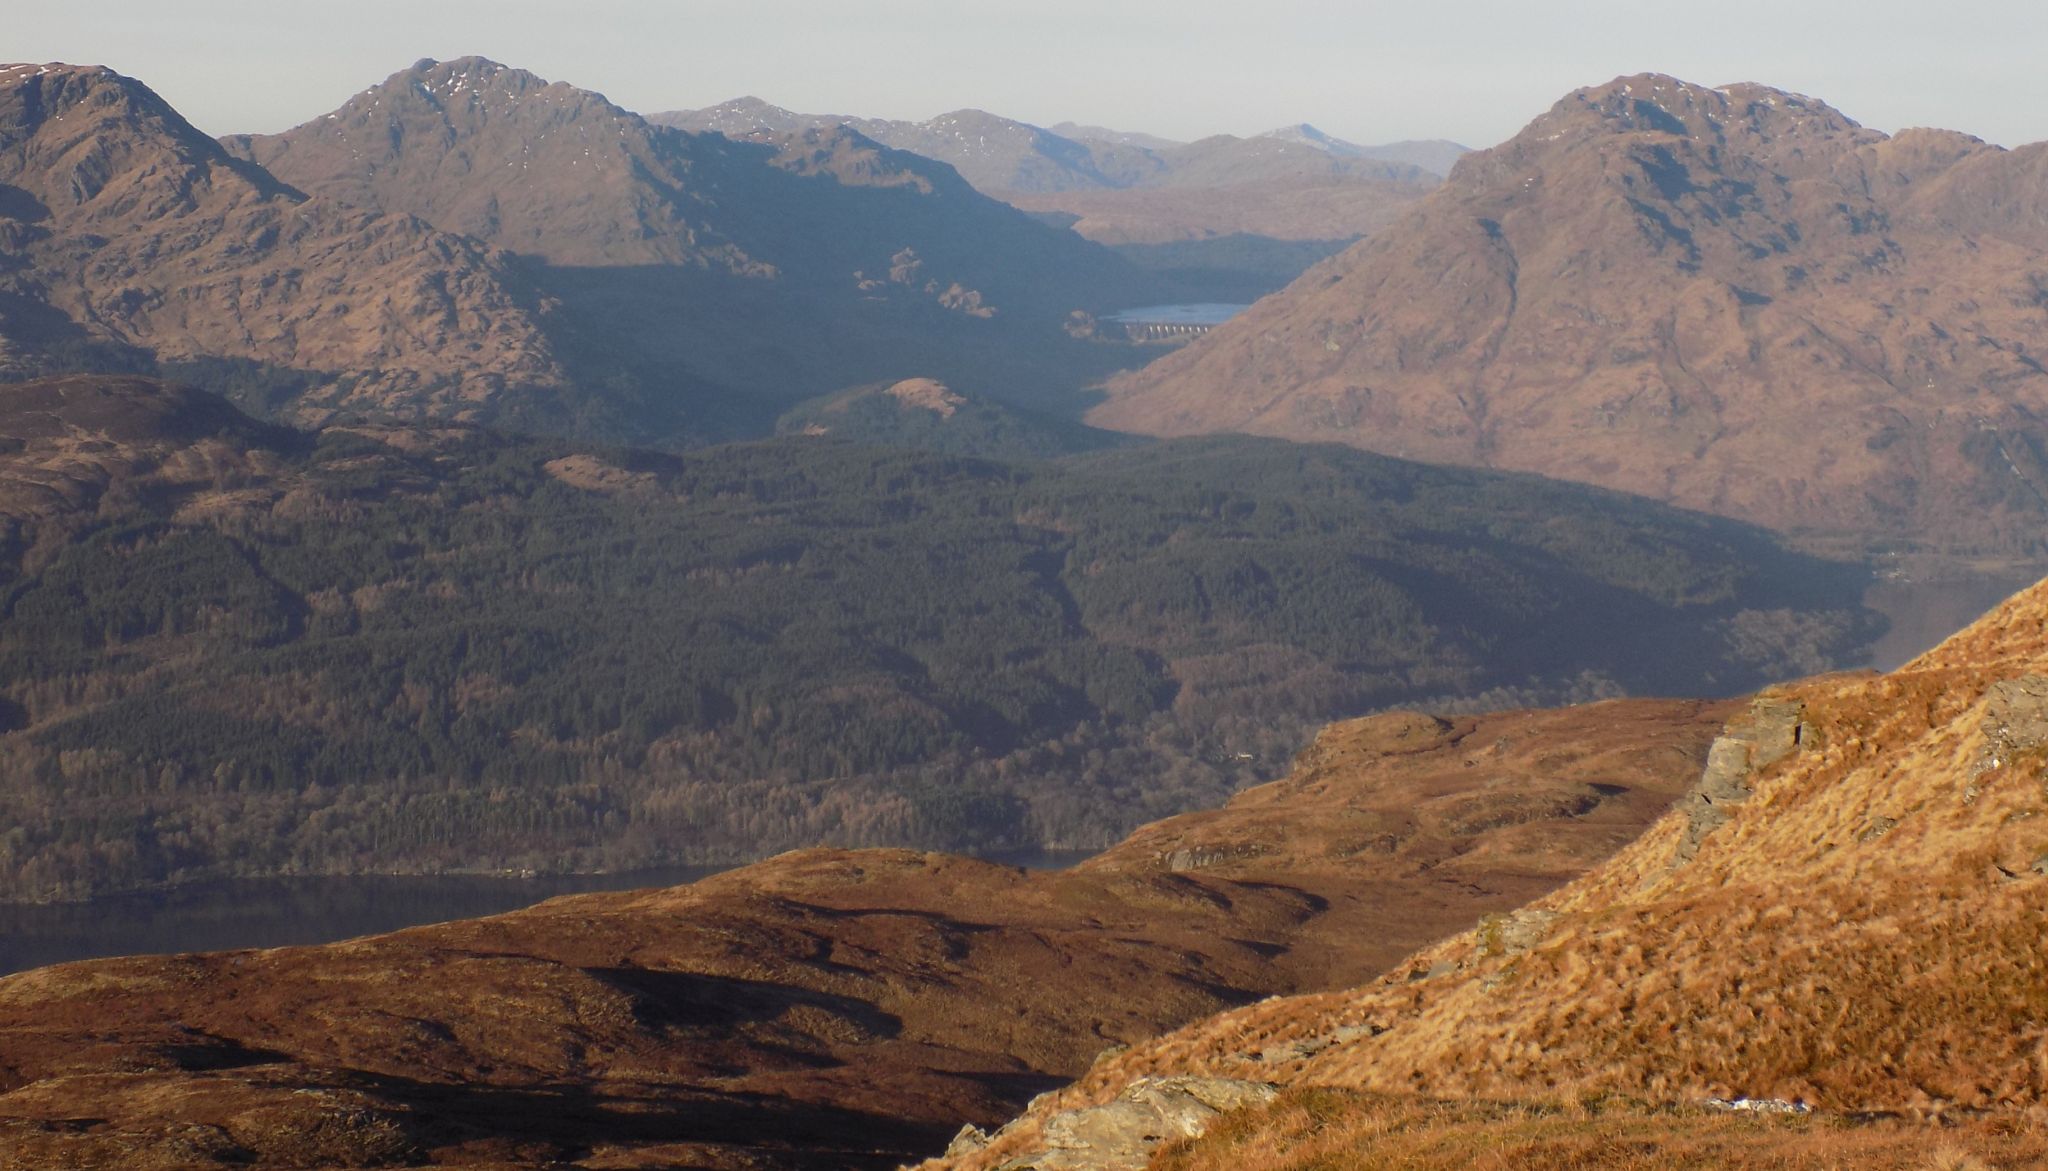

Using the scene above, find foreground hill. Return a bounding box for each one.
[0,695,1732,1169]
[0,63,565,415]
[938,575,2048,1170]
[1096,74,2048,555]
[0,375,1879,900]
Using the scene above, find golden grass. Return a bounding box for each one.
[933,580,2048,1170]
[1153,1088,2048,1171]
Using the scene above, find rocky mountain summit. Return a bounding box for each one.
[936,573,2048,1170]
[0,63,565,416]
[1257,123,1469,177]
[217,58,1152,433]
[237,58,1140,302]
[1095,73,2048,554]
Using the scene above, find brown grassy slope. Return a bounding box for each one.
[1157,1088,2048,1171]
[936,576,2048,1171]
[0,698,1728,1170]
[0,64,563,413]
[1091,74,2048,554]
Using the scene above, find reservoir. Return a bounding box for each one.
[1108,302,1250,342]
[1108,303,1250,327]
[1859,566,2043,672]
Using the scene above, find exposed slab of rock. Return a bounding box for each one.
[1477,908,1562,958]
[1980,675,2048,764]
[987,1077,1277,1171]
[1672,695,1808,865]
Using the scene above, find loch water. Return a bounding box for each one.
[0,850,1097,976]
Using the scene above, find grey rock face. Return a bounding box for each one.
[1478,908,1561,957]
[1980,675,2048,768]
[1672,696,1807,866]
[986,1076,1278,1171]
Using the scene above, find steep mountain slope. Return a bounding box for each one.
[940,574,2048,1170]
[0,376,1880,901]
[228,59,1152,427]
[0,63,565,416]
[0,695,1733,1170]
[1095,74,2048,554]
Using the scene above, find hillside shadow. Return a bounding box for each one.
[353,1072,950,1169]
[584,967,903,1040]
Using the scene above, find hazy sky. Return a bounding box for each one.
[13,1,2048,149]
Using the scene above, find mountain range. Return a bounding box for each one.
[654,97,1462,245]
[8,57,2048,1171]
[1095,73,2048,556]
[0,63,562,415]
[3,59,1163,445]
[652,97,1461,193]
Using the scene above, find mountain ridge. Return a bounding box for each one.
[652,97,1451,244]
[0,61,568,417]
[220,57,1159,433]
[652,98,1452,193]
[1093,72,2048,554]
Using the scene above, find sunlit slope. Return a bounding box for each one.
[940,576,2048,1168]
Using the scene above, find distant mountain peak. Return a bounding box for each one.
[1259,122,1359,152]
[1096,71,2048,552]
[0,60,565,408]
[1528,72,1870,148]
[1251,122,1468,177]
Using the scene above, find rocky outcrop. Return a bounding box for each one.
[1979,675,2048,765]
[1671,695,1807,865]
[1476,908,1562,957]
[968,1077,1278,1171]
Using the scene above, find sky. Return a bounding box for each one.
[12,0,2048,149]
